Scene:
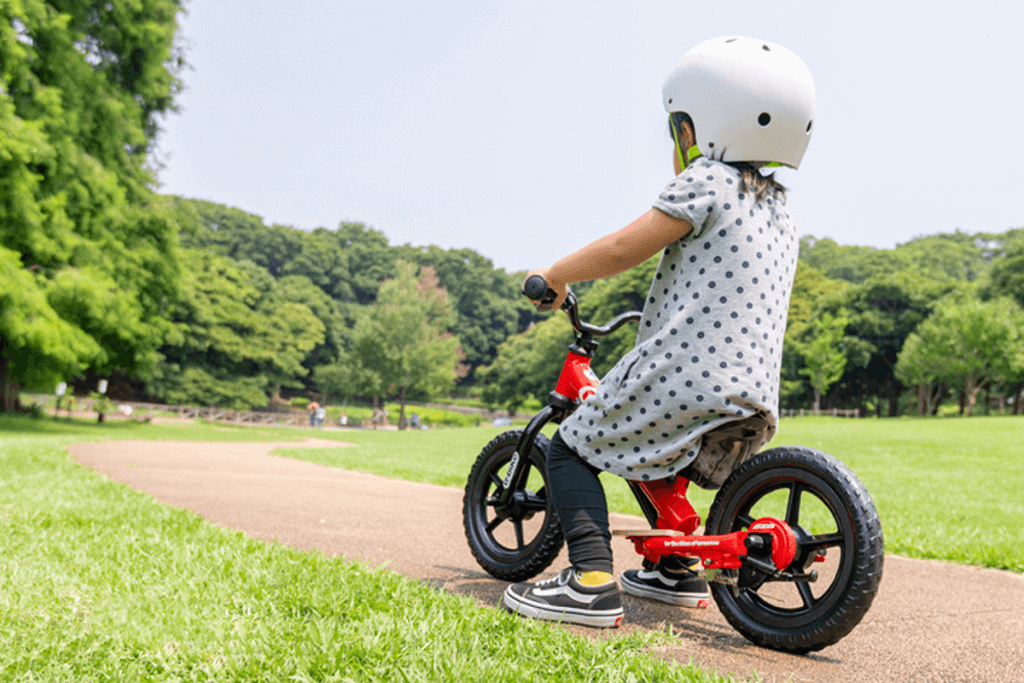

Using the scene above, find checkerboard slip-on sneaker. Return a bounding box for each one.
[620,566,711,608]
[503,568,624,628]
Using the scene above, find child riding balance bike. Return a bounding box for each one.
[462,36,883,654]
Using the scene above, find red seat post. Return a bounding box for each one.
[637,477,702,535]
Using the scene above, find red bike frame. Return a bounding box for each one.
[552,346,801,575]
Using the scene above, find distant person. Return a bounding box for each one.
[410,413,420,430]
[339,411,348,426]
[307,400,320,427]
[315,406,326,428]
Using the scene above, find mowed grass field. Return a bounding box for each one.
[281,415,1024,573]
[0,416,723,683]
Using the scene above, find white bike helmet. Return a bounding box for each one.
[663,36,816,169]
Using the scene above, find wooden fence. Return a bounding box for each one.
[40,396,311,427]
[781,408,860,418]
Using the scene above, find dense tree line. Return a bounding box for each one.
[161,197,535,410]
[480,230,1024,417]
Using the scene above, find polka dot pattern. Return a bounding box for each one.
[559,159,797,482]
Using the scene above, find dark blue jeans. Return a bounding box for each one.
[546,430,613,574]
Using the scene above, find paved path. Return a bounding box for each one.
[69,439,1024,683]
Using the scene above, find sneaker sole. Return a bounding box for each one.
[503,588,624,628]
[620,573,710,608]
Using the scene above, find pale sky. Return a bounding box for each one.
[157,1,1024,274]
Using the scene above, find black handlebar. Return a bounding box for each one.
[523,275,558,311]
[522,275,642,338]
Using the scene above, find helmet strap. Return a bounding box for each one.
[671,117,703,170]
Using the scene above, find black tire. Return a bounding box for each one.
[705,446,884,653]
[463,430,564,582]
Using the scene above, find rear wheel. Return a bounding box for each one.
[705,446,883,653]
[463,430,564,582]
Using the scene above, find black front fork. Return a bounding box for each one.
[495,403,567,507]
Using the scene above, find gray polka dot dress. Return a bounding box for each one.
[559,158,798,483]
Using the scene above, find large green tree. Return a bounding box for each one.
[896,295,1024,416]
[348,262,459,426]
[0,0,185,410]
[796,311,849,413]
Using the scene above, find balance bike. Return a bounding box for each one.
[462,276,883,653]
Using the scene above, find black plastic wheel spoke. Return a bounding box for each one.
[522,494,547,511]
[485,516,504,534]
[488,472,504,491]
[805,532,845,550]
[797,581,816,609]
[513,519,525,549]
[785,482,803,525]
[737,513,756,530]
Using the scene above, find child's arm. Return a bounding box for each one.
[526,209,693,310]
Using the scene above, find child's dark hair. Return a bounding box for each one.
[669,112,786,202]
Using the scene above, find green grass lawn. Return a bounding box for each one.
[280,415,1024,573]
[0,416,725,682]
[3,412,1021,681]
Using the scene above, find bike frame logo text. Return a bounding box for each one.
[502,452,521,489]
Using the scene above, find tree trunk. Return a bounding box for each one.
[398,386,407,430]
[1014,383,1023,415]
[966,379,980,417]
[813,388,821,415]
[888,382,900,417]
[959,388,966,415]
[0,339,21,414]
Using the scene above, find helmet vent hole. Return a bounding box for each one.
[758,112,771,127]
[762,44,771,51]
[708,141,715,148]
[806,120,813,133]
[726,38,737,43]
[668,98,673,104]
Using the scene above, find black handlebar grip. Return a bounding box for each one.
[523,275,557,312]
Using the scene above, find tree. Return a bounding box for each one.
[0,246,100,410]
[478,315,574,414]
[349,262,459,427]
[895,333,951,416]
[1,0,186,410]
[796,312,849,413]
[150,251,324,409]
[780,263,850,407]
[981,241,1024,309]
[896,295,1024,416]
[397,245,521,383]
[823,275,947,416]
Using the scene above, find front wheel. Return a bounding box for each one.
[705,446,884,653]
[463,430,564,582]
